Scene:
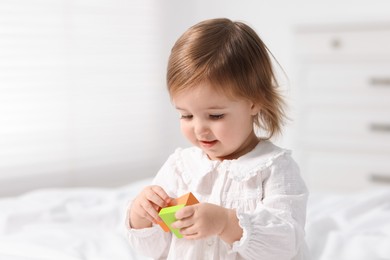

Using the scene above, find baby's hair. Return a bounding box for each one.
[167,18,286,139]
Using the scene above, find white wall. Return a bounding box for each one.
[0,0,169,196]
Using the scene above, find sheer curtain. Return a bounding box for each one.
[0,0,167,195]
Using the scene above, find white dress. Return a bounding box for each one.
[126,141,309,260]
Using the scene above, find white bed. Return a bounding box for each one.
[0,178,152,260]
[306,188,390,260]
[0,179,389,260]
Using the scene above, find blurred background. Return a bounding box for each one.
[1,0,390,196]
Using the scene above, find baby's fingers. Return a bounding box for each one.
[175,204,195,219]
[171,216,194,230]
[140,185,171,221]
[140,200,161,223]
[146,185,171,208]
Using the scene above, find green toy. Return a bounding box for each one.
[158,204,186,238]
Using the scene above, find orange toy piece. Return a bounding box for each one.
[170,192,199,207]
[156,192,199,233]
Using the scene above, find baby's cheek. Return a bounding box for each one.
[180,124,194,141]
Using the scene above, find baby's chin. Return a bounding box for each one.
[203,150,236,161]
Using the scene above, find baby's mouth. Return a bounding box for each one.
[199,140,218,147]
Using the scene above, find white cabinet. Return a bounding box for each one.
[294,24,390,192]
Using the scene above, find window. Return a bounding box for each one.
[0,0,166,191]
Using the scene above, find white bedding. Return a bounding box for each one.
[0,178,389,260]
[0,179,153,260]
[306,188,390,260]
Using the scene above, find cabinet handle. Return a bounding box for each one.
[370,123,390,133]
[370,173,390,184]
[370,77,390,87]
[330,38,342,49]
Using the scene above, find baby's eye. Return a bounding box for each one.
[209,114,224,120]
[180,114,193,120]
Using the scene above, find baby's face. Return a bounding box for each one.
[172,82,260,160]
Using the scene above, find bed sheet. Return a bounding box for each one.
[1,178,389,260]
[306,188,390,260]
[0,178,153,260]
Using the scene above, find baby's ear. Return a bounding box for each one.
[250,102,261,116]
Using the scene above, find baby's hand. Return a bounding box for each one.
[171,203,229,240]
[129,185,171,229]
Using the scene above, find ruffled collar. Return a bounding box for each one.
[176,140,290,185]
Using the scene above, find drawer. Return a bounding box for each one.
[300,107,390,152]
[295,26,390,58]
[301,151,390,192]
[304,63,390,90]
[300,63,390,107]
[302,88,390,108]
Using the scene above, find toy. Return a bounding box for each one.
[157,192,199,238]
[158,204,186,238]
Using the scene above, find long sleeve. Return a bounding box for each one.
[231,153,308,260]
[127,224,171,259]
[126,151,181,259]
